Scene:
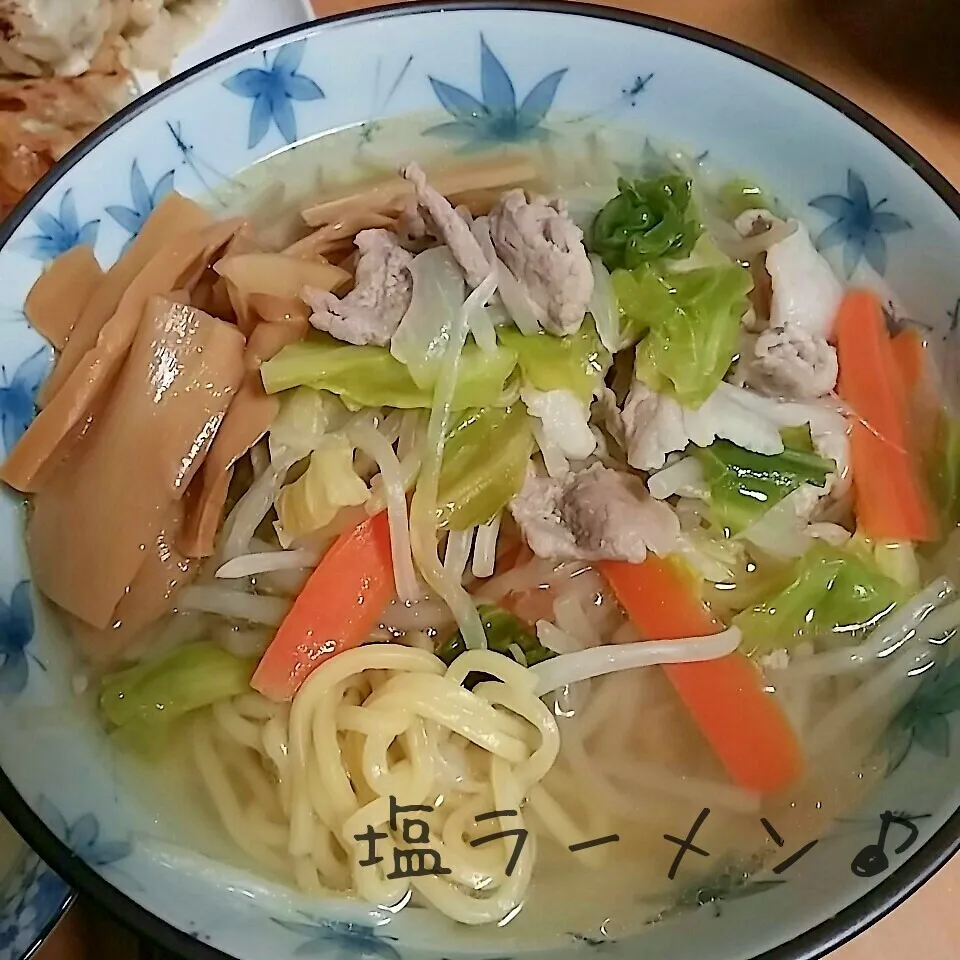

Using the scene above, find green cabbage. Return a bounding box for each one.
[497,319,610,404]
[436,405,533,531]
[615,261,752,407]
[261,334,518,409]
[928,413,960,535]
[268,387,348,460]
[715,178,779,220]
[588,175,702,271]
[100,642,257,732]
[276,434,370,541]
[695,440,834,534]
[733,546,904,656]
[436,604,556,687]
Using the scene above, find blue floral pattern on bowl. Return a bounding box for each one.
[808,169,912,278]
[0,9,956,960]
[0,583,41,704]
[274,919,401,959]
[14,191,99,262]
[886,657,960,771]
[0,853,70,960]
[223,39,324,149]
[427,35,566,148]
[106,161,176,250]
[0,348,48,456]
[35,799,130,870]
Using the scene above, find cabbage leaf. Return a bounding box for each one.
[616,261,752,407]
[436,405,533,531]
[588,175,702,271]
[261,334,518,409]
[268,387,348,461]
[734,545,904,656]
[695,440,834,534]
[100,642,257,731]
[276,434,369,542]
[497,319,610,404]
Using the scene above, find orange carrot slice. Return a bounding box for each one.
[252,511,394,701]
[600,557,804,795]
[890,327,926,393]
[836,290,935,542]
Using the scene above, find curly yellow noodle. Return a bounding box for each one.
[190,644,591,925]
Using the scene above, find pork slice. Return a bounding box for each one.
[488,189,593,335]
[748,324,839,399]
[1,215,244,493]
[621,381,689,472]
[765,221,843,341]
[401,163,491,287]
[509,463,680,564]
[27,296,245,629]
[306,228,413,346]
[622,380,786,472]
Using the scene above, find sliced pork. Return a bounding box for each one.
[621,380,786,472]
[488,189,592,336]
[306,228,414,346]
[401,162,491,287]
[509,463,680,564]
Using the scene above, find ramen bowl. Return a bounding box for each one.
[0,3,958,959]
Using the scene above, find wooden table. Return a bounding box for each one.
[34,0,960,957]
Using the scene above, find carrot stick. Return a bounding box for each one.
[599,557,804,795]
[890,328,926,393]
[252,511,394,702]
[835,290,935,542]
[891,327,943,477]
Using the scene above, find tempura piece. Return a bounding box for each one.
[0,0,112,79]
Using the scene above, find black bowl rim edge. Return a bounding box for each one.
[0,2,957,959]
[19,866,77,960]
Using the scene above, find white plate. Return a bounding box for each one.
[134,0,314,94]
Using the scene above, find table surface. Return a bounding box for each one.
[33,0,960,956]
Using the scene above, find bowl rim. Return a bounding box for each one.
[0,2,958,958]
[13,858,76,960]
[20,891,76,960]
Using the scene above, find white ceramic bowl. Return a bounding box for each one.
[0,4,958,960]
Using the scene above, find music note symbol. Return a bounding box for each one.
[850,811,920,878]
